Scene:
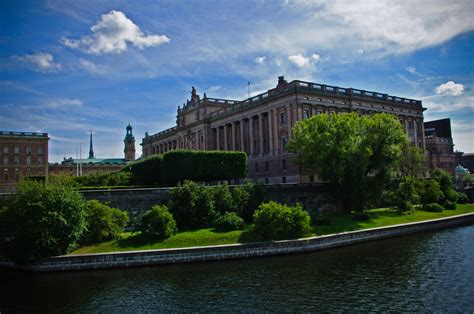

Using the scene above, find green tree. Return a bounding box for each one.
[6,179,87,263]
[289,113,407,212]
[139,204,177,240]
[81,200,129,244]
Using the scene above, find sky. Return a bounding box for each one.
[1,0,473,162]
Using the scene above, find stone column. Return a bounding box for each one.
[249,117,254,156]
[414,118,418,146]
[421,119,426,151]
[297,104,302,121]
[273,109,278,155]
[287,105,293,137]
[240,121,244,152]
[259,114,264,156]
[216,126,221,150]
[269,110,274,155]
[224,125,228,150]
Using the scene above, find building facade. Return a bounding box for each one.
[0,131,49,192]
[142,77,426,183]
[424,118,456,175]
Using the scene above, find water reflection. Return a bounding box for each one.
[1,225,473,312]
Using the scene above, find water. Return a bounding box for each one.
[1,225,474,312]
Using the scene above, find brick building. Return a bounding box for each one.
[0,131,49,192]
[142,77,426,183]
[424,118,456,174]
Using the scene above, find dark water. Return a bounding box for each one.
[1,225,474,312]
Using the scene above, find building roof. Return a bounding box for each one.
[61,157,128,165]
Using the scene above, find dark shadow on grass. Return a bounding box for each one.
[115,233,165,249]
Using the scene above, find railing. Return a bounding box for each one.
[1,131,48,137]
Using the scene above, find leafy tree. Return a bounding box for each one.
[168,180,216,229]
[232,180,265,222]
[420,179,443,205]
[253,201,311,240]
[395,176,418,212]
[139,205,177,240]
[432,168,453,193]
[462,174,473,188]
[212,182,235,214]
[6,179,87,263]
[213,212,244,232]
[81,200,129,244]
[289,113,407,212]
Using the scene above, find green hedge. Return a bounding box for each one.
[162,150,247,184]
[124,155,163,186]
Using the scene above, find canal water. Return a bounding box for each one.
[1,225,473,312]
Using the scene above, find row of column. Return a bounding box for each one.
[153,140,177,155]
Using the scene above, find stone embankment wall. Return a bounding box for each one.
[1,213,472,272]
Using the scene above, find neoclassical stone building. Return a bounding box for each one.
[142,77,425,183]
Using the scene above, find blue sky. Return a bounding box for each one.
[1,0,473,162]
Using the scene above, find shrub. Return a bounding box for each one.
[444,188,458,203]
[168,180,216,230]
[420,179,443,205]
[457,192,469,204]
[125,155,163,186]
[233,180,265,222]
[443,200,457,210]
[81,200,129,244]
[432,168,453,192]
[423,203,444,212]
[253,201,311,240]
[74,171,131,187]
[212,183,235,214]
[7,179,87,263]
[162,150,247,184]
[139,205,177,240]
[213,212,244,232]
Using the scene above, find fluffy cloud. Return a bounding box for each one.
[435,81,464,96]
[288,53,320,68]
[255,56,266,64]
[14,52,61,72]
[62,10,169,54]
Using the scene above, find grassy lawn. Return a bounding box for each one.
[71,204,474,255]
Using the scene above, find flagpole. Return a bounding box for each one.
[248,81,250,99]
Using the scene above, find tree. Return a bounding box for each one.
[288,113,407,212]
[139,205,177,240]
[6,179,87,263]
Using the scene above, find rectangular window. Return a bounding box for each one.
[26,145,32,154]
[14,156,19,165]
[282,177,286,183]
[282,159,287,171]
[280,112,287,125]
[255,162,259,173]
[309,175,314,183]
[3,145,8,154]
[265,161,269,172]
[282,138,288,150]
[26,156,31,165]
[409,121,413,129]
[38,157,43,165]
[303,109,310,119]
[3,156,8,165]
[14,146,19,154]
[38,146,43,155]
[265,178,269,184]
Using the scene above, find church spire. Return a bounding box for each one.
[88,130,94,159]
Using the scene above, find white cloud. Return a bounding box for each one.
[78,58,101,74]
[406,66,416,74]
[61,10,170,54]
[435,81,464,96]
[14,52,61,72]
[43,98,83,109]
[255,56,266,64]
[288,52,320,68]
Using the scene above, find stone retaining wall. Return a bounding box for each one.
[1,213,473,272]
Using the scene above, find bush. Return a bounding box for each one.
[139,205,177,240]
[233,180,265,222]
[423,203,444,212]
[162,150,247,184]
[212,183,235,214]
[81,200,129,244]
[443,200,457,210]
[213,212,244,232]
[432,168,453,192]
[74,171,131,187]
[457,192,469,204]
[168,180,216,230]
[6,179,87,263]
[253,201,311,240]
[444,188,458,203]
[420,179,443,205]
[125,155,163,186]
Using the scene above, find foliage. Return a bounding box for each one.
[253,201,311,240]
[232,180,265,222]
[398,145,426,179]
[394,176,418,212]
[419,179,443,205]
[213,212,244,232]
[310,212,331,225]
[124,155,163,186]
[289,113,407,212]
[139,204,177,240]
[352,212,371,221]
[444,188,458,203]
[462,174,473,188]
[6,179,87,263]
[74,171,131,187]
[423,203,444,212]
[457,192,469,204]
[162,150,247,184]
[0,195,15,238]
[432,168,453,192]
[168,180,216,230]
[443,200,457,210]
[81,200,129,244]
[212,182,235,214]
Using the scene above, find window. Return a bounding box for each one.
[303,109,310,119]
[38,147,43,155]
[409,121,413,129]
[3,145,8,154]
[3,156,8,165]
[282,159,287,171]
[280,112,287,125]
[38,157,43,165]
[265,161,269,172]
[26,145,32,154]
[282,138,288,150]
[309,175,314,183]
[282,177,286,183]
[265,178,269,184]
[3,174,8,181]
[255,162,259,173]
[14,145,19,154]
[14,156,19,165]
[26,156,31,165]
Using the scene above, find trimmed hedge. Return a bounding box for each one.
[162,150,247,184]
[124,155,163,186]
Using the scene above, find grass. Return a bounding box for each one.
[71,204,474,255]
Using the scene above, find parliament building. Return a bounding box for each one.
[142,77,426,183]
